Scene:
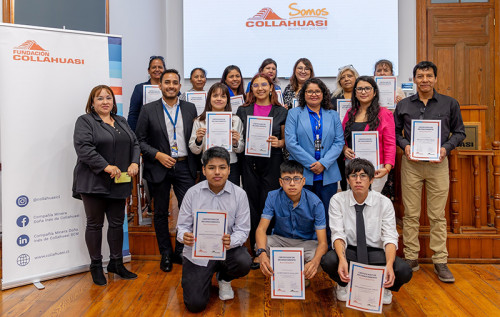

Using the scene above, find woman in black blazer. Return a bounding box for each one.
[236,73,287,269]
[73,85,140,286]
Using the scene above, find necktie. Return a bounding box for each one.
[355,204,368,264]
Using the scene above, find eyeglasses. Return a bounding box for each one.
[305,90,322,96]
[149,55,165,61]
[348,173,369,180]
[355,87,373,93]
[338,64,354,71]
[252,82,269,88]
[280,176,303,184]
[297,67,311,73]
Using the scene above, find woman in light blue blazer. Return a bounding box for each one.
[285,78,344,246]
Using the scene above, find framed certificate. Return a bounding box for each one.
[374,76,397,109]
[206,112,232,152]
[352,131,380,169]
[337,99,352,122]
[230,95,245,114]
[192,210,228,260]
[276,89,284,106]
[292,98,299,108]
[245,116,273,158]
[185,91,207,116]
[142,85,162,105]
[270,247,305,300]
[346,261,385,314]
[410,120,441,161]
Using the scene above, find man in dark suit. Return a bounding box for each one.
[135,69,197,272]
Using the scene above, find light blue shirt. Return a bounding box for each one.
[176,180,250,266]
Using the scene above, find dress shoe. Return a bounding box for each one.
[107,258,137,280]
[160,254,173,272]
[434,263,455,283]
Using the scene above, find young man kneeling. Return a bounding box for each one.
[255,160,328,284]
[321,158,412,304]
[176,147,252,313]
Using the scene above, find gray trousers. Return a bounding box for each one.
[265,235,319,262]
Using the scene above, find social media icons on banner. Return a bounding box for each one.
[17,215,30,228]
[16,195,29,207]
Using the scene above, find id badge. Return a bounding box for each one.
[171,139,179,158]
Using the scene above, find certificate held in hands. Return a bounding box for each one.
[270,247,305,300]
[206,112,232,152]
[230,95,245,114]
[186,91,207,116]
[374,76,397,109]
[410,119,441,161]
[192,210,228,260]
[245,116,273,158]
[337,99,352,122]
[352,131,380,169]
[346,261,386,314]
[143,85,162,104]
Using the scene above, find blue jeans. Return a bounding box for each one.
[305,181,338,249]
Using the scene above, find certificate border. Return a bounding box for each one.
[347,262,385,313]
[410,119,441,161]
[270,248,305,300]
[142,84,160,105]
[206,112,232,152]
[374,76,397,109]
[245,116,273,158]
[276,89,284,106]
[352,131,380,168]
[185,91,207,102]
[337,99,352,122]
[192,210,227,260]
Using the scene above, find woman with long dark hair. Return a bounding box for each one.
[342,76,396,192]
[282,58,315,109]
[221,65,245,97]
[189,83,244,185]
[237,73,287,268]
[246,58,281,93]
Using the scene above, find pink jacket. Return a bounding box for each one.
[341,107,396,167]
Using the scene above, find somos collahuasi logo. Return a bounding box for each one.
[246,3,328,29]
[13,40,84,64]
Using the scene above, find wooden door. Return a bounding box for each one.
[419,2,496,147]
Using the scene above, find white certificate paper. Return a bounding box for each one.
[206,112,232,152]
[374,76,397,109]
[230,95,245,114]
[270,248,305,300]
[410,120,441,161]
[346,261,385,314]
[276,89,284,106]
[352,131,380,169]
[192,210,228,260]
[186,91,207,116]
[143,85,162,105]
[337,99,352,122]
[245,116,273,158]
[292,98,299,108]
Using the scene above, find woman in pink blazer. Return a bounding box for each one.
[341,76,396,192]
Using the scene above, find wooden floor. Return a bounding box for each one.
[1,260,499,316]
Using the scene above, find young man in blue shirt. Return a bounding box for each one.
[254,160,328,282]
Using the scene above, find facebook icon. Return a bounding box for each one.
[17,215,29,228]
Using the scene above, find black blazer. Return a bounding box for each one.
[236,103,288,156]
[72,112,140,198]
[135,99,198,183]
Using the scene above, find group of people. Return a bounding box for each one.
[72,57,466,313]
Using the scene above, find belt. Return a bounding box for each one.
[176,156,188,162]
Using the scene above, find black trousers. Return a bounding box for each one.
[181,246,252,313]
[149,160,195,257]
[320,246,413,292]
[242,153,282,256]
[80,194,125,261]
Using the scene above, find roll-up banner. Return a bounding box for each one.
[0,23,129,290]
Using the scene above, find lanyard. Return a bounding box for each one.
[163,103,180,140]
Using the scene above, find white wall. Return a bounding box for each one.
[112,0,416,116]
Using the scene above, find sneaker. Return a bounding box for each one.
[404,258,420,272]
[218,279,234,300]
[335,284,348,302]
[434,263,455,283]
[383,289,393,304]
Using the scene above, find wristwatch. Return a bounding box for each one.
[255,248,267,257]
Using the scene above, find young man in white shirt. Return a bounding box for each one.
[176,147,252,313]
[321,158,412,304]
